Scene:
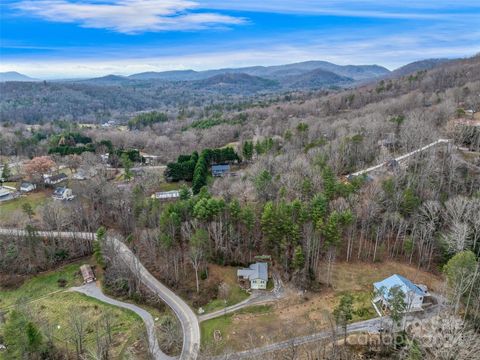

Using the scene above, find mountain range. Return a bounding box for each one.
[126,60,390,82]
[0,58,457,123]
[1,59,454,92]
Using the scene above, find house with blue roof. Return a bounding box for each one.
[373,274,429,312]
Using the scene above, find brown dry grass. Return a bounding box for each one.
[323,260,444,293]
[201,260,444,354]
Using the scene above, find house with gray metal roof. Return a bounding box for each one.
[237,262,268,290]
[373,274,428,312]
[211,164,230,177]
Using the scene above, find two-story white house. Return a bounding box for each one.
[373,274,428,312]
[237,262,268,290]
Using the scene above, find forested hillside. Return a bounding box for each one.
[0,60,391,123]
[1,55,479,359]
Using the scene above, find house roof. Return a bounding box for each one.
[154,190,180,199]
[48,173,68,182]
[53,187,67,196]
[212,164,230,172]
[237,262,268,281]
[374,274,425,297]
[0,187,12,197]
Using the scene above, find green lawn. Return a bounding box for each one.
[202,285,249,314]
[0,191,50,222]
[202,265,250,314]
[0,261,86,309]
[0,261,147,358]
[200,315,233,348]
[158,181,190,192]
[200,305,272,349]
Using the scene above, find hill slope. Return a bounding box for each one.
[390,59,453,77]
[0,71,38,82]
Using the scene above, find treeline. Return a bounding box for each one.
[182,113,246,131]
[130,165,366,289]
[0,228,93,278]
[48,143,96,156]
[50,132,92,146]
[164,147,239,193]
[46,132,143,165]
[48,131,95,155]
[128,111,168,130]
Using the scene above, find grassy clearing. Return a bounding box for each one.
[157,181,190,192]
[201,315,233,348]
[200,305,273,350]
[325,260,444,293]
[0,191,50,223]
[202,264,249,314]
[0,261,148,358]
[0,261,86,309]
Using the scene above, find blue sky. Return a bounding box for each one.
[0,0,479,78]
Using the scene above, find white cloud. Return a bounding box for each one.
[13,0,245,33]
[203,0,480,19]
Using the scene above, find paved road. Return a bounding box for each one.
[72,282,174,360]
[349,138,451,177]
[199,273,285,322]
[0,228,200,360]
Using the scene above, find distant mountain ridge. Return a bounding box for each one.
[78,60,391,93]
[2,58,458,85]
[1,56,475,124]
[0,71,38,82]
[126,60,390,82]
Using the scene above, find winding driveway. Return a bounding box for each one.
[0,228,200,360]
[71,282,173,360]
[199,273,285,322]
[1,228,444,360]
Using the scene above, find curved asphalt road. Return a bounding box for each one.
[0,228,200,360]
[71,282,173,360]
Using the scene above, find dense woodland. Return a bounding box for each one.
[1,56,480,359]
